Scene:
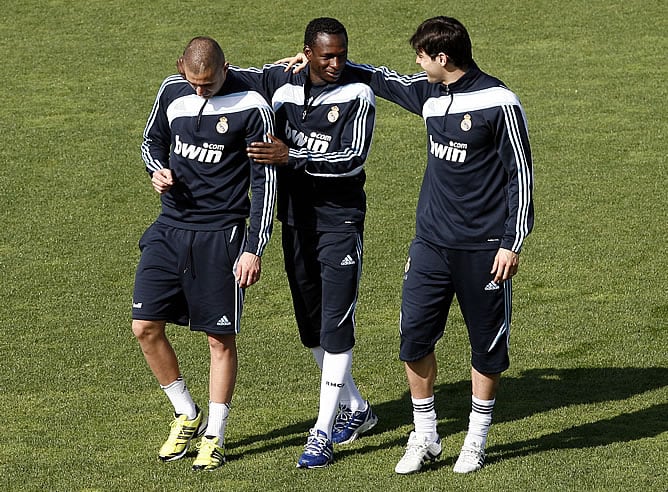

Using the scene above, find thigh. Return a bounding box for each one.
[282,226,322,347]
[186,225,245,335]
[318,231,363,353]
[132,222,189,325]
[399,237,455,362]
[451,249,511,373]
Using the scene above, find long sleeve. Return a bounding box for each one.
[346,62,428,116]
[141,75,183,174]
[495,103,534,253]
[245,105,277,256]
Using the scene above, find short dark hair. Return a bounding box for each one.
[409,16,472,68]
[182,36,226,71]
[304,17,348,47]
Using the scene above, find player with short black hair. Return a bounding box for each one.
[234,17,378,468]
[133,36,276,471]
[304,16,348,47]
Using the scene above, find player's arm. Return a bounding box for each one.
[234,65,294,168]
[237,100,277,288]
[141,77,176,192]
[345,61,427,116]
[229,64,286,102]
[276,54,426,116]
[246,133,289,166]
[492,102,534,281]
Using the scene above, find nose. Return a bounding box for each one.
[415,54,420,65]
[330,57,343,71]
[196,86,206,97]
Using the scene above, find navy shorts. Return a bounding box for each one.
[282,225,363,353]
[399,236,512,374]
[132,221,246,335]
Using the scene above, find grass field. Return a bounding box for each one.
[0,0,666,490]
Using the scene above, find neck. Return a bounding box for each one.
[441,64,468,86]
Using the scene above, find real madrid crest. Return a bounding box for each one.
[460,113,472,132]
[216,116,229,134]
[327,106,340,123]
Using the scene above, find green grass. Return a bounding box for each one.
[0,0,666,490]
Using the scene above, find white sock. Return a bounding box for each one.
[310,346,325,369]
[311,346,365,412]
[464,396,495,448]
[339,374,366,413]
[314,350,352,438]
[161,376,196,419]
[412,395,438,441]
[205,401,230,443]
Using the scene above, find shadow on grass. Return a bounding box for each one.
[486,403,668,464]
[229,366,668,463]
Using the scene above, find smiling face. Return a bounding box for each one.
[305,32,348,85]
[415,50,447,84]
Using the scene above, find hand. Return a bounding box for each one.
[275,52,308,73]
[151,168,174,194]
[235,252,261,288]
[491,248,519,283]
[247,133,289,165]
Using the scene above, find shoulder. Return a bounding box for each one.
[347,61,429,86]
[223,72,272,108]
[229,63,291,80]
[445,70,522,117]
[156,74,190,97]
[336,77,376,104]
[468,68,522,107]
[214,90,272,114]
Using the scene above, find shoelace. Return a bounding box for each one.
[165,418,186,442]
[332,407,353,432]
[459,444,484,462]
[404,436,432,457]
[196,438,216,453]
[304,435,329,455]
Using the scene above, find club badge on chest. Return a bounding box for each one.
[327,106,340,123]
[216,116,229,134]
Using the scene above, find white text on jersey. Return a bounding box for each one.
[174,135,225,164]
[284,121,331,153]
[429,135,467,163]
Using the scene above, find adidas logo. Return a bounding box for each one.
[340,255,356,266]
[217,316,231,326]
[132,302,143,309]
[484,281,500,291]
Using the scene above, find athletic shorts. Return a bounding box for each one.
[132,221,245,335]
[399,236,512,374]
[282,225,363,353]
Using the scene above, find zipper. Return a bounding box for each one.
[443,86,454,134]
[195,99,207,132]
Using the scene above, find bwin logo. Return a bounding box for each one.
[174,135,224,164]
[429,135,467,163]
[284,121,331,153]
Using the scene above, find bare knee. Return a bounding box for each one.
[207,333,237,356]
[132,319,166,341]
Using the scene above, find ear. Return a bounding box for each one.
[176,56,185,76]
[304,46,313,61]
